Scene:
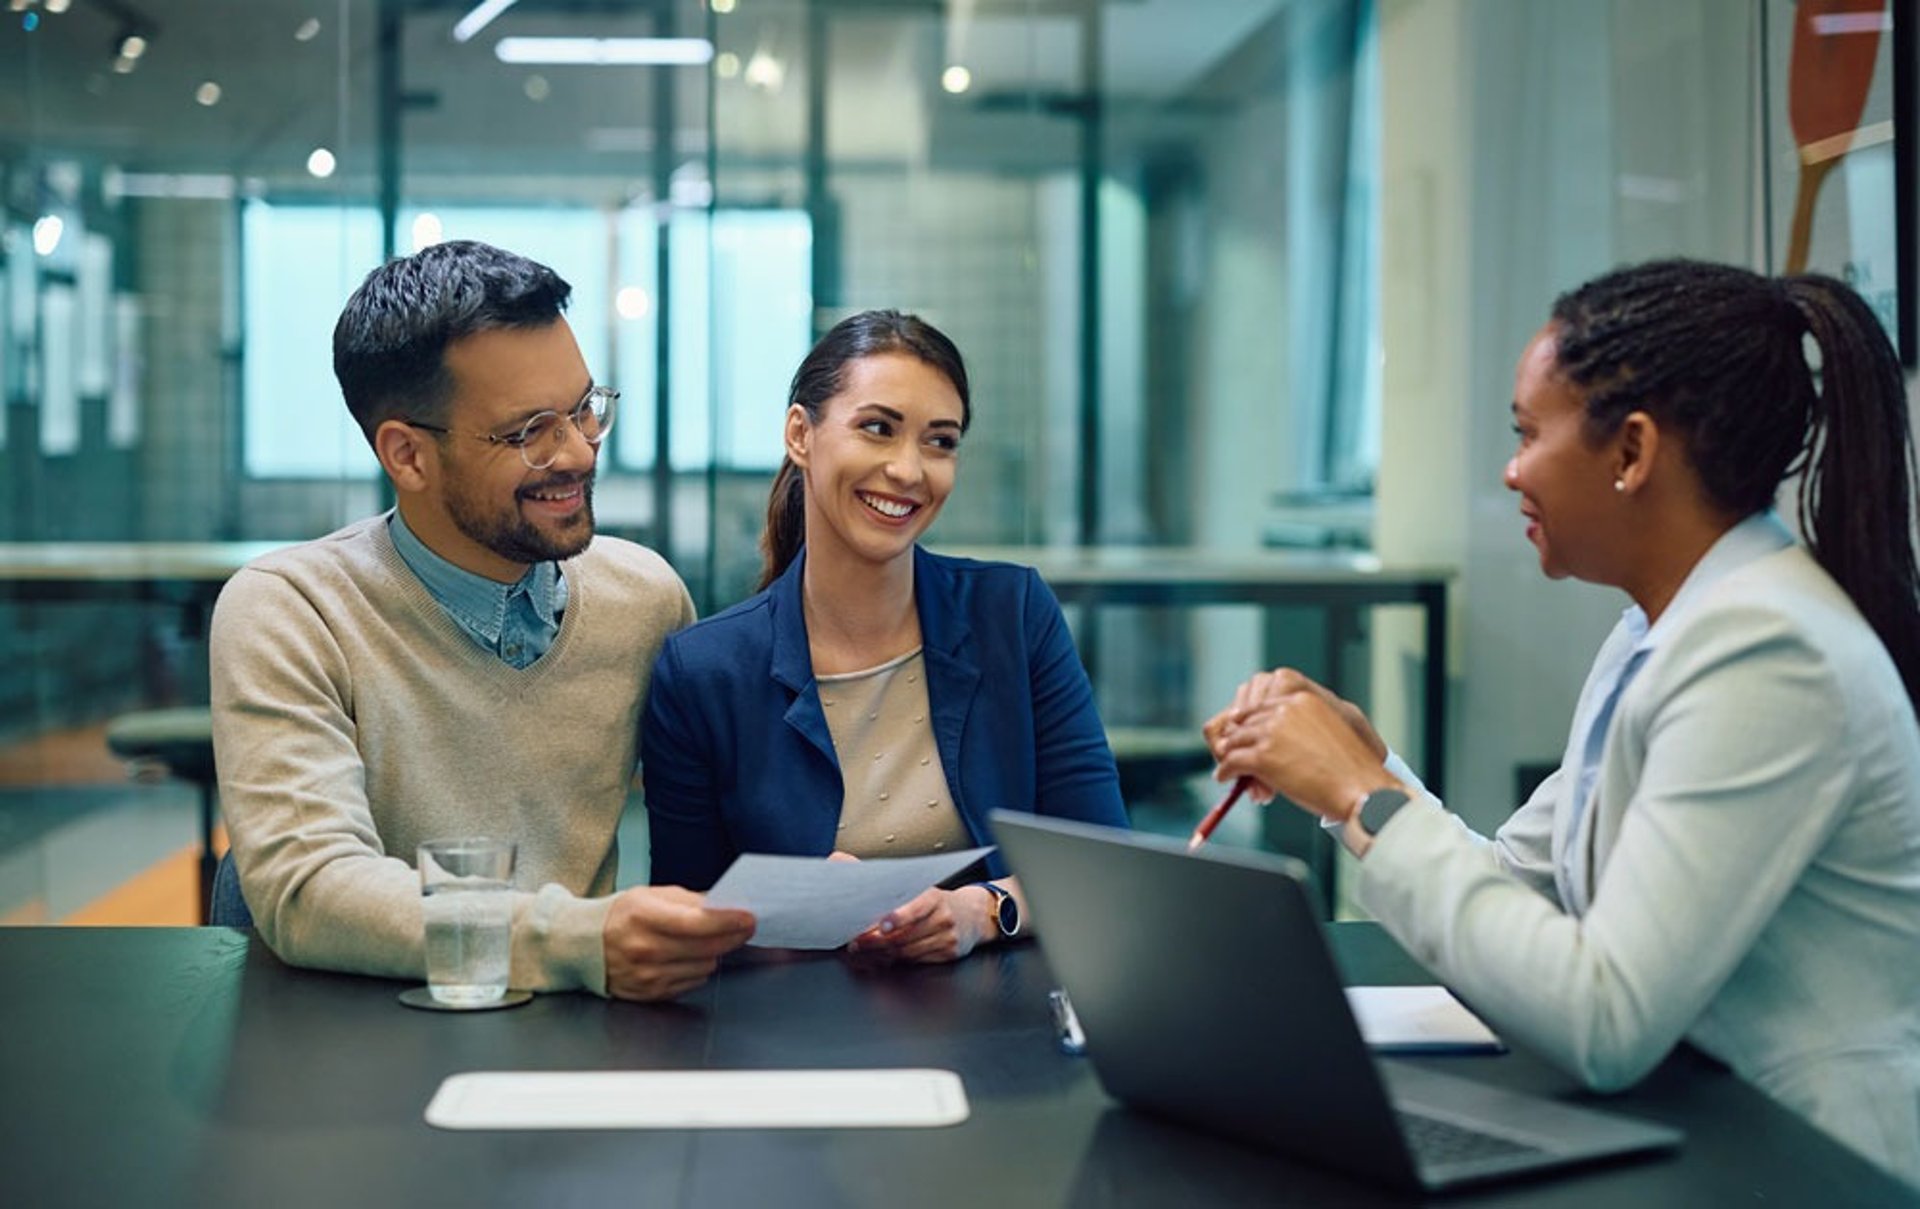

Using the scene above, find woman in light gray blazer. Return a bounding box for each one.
[1207,260,1920,1188]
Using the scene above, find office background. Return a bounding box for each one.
[1,0,1914,924]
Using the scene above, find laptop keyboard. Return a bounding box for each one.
[1398,1110,1546,1166]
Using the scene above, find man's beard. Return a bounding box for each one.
[445,471,596,566]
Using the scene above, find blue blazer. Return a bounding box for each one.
[641,546,1127,889]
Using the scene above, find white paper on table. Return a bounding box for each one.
[704,847,993,949]
[1346,986,1504,1053]
[424,1069,970,1130]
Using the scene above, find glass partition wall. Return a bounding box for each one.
[1,0,1770,923]
[703,0,1383,825]
[1,2,373,924]
[2,0,1383,925]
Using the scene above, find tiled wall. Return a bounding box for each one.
[134,200,238,541]
[2,196,353,741]
[836,172,1058,547]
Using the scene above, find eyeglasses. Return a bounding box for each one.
[403,385,617,470]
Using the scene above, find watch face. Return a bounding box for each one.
[1360,789,1412,835]
[993,890,1020,937]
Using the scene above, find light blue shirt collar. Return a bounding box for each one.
[388,510,566,666]
[1623,510,1797,657]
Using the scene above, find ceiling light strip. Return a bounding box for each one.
[494,37,714,66]
[453,0,519,44]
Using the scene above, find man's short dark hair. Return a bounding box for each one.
[332,239,572,445]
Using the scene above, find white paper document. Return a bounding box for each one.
[1346,986,1504,1053]
[704,847,993,949]
[424,1069,970,1130]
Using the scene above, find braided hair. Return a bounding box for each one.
[758,310,971,590]
[1549,258,1920,707]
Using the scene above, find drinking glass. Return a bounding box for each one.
[418,838,515,1006]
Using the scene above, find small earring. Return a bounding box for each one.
[1613,479,1626,493]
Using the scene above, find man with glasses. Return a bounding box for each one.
[210,240,755,1001]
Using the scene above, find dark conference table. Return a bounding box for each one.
[3,925,1907,1208]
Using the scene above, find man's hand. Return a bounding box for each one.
[845,884,994,965]
[601,885,756,1001]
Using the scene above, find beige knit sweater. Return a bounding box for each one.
[210,514,694,994]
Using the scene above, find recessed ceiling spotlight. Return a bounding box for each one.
[941,64,972,94]
[714,51,740,79]
[615,287,652,320]
[32,215,65,257]
[196,81,222,106]
[112,54,136,74]
[295,17,321,42]
[411,212,444,252]
[46,0,73,13]
[523,74,550,101]
[743,48,782,91]
[711,0,736,13]
[306,147,337,178]
[118,33,147,59]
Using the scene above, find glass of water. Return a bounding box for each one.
[418,838,515,1006]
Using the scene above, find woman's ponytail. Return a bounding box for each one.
[758,456,808,590]
[1784,275,1920,706]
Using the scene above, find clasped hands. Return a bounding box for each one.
[1204,668,1400,842]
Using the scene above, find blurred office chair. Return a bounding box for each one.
[104,707,220,923]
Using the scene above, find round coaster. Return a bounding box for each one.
[398,986,533,1012]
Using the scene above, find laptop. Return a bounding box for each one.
[990,811,1682,1193]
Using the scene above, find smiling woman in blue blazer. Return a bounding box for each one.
[642,310,1126,963]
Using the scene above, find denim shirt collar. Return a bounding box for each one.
[388,509,564,647]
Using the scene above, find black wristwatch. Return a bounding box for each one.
[1356,787,1413,839]
[980,881,1021,938]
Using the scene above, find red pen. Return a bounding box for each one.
[1187,776,1252,850]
